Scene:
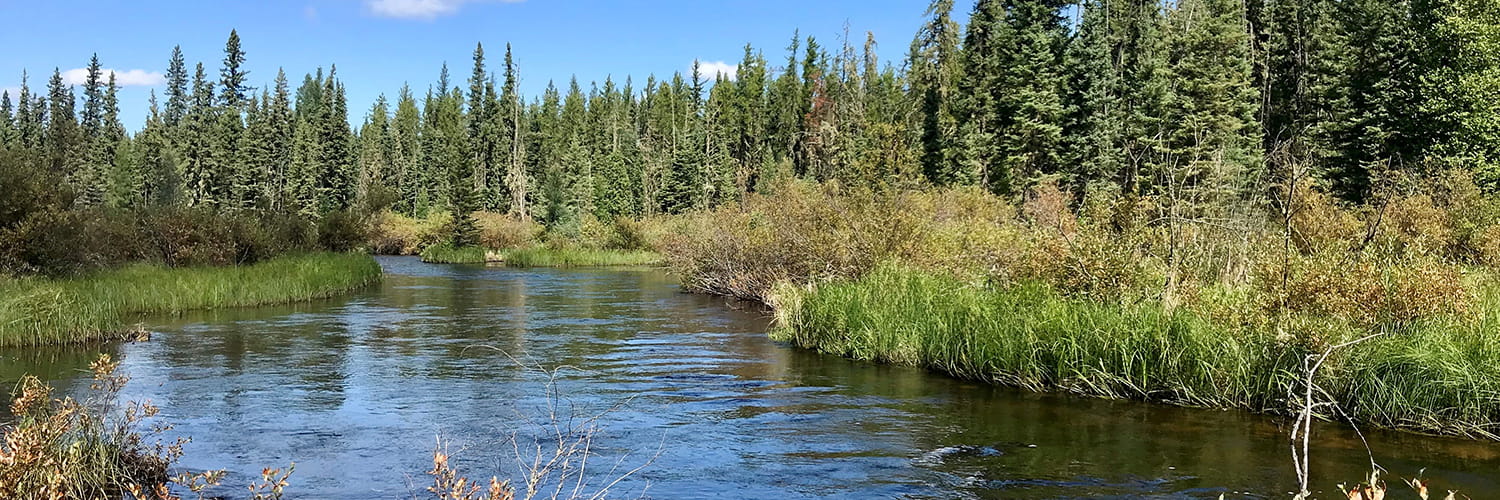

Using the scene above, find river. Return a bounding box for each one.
[3,256,1499,499]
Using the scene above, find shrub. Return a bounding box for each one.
[317,209,370,253]
[474,211,542,249]
[370,211,450,255]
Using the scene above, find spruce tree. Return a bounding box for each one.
[0,91,14,151]
[391,85,422,214]
[1159,0,1263,199]
[165,46,189,127]
[45,68,80,177]
[220,30,250,108]
[910,0,965,186]
[499,44,529,219]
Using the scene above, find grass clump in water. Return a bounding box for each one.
[419,243,489,264]
[497,247,661,267]
[0,252,381,347]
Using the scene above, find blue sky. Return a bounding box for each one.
[0,0,932,130]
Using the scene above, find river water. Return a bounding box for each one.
[3,256,1499,499]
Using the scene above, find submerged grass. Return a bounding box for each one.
[497,247,661,267]
[419,243,489,264]
[774,264,1500,438]
[0,252,382,347]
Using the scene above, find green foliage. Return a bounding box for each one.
[496,247,660,267]
[418,243,488,264]
[0,252,381,346]
[776,263,1500,438]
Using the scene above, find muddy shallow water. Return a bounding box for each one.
[4,256,1499,499]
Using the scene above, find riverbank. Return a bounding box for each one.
[664,179,1500,439]
[0,252,382,347]
[772,264,1500,439]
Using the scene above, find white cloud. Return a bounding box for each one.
[60,68,166,87]
[367,0,520,20]
[695,60,738,81]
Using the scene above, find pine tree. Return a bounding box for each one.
[265,70,295,207]
[910,0,965,186]
[499,44,529,219]
[137,91,181,206]
[220,30,250,108]
[1158,0,1263,199]
[182,63,219,207]
[1312,0,1430,200]
[0,91,14,151]
[74,55,109,207]
[357,94,394,200]
[45,68,80,177]
[165,46,189,128]
[15,73,44,154]
[391,85,422,214]
[100,74,138,208]
[319,68,355,211]
[959,0,1069,195]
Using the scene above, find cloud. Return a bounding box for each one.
[60,68,166,87]
[367,0,520,20]
[695,60,738,81]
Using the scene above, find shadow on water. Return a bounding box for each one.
[3,255,1499,499]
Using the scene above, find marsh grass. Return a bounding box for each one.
[420,244,490,264]
[775,264,1500,438]
[0,252,381,347]
[497,247,661,268]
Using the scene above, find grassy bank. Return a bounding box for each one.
[0,252,382,347]
[419,243,490,264]
[774,264,1500,438]
[497,247,661,267]
[662,177,1500,439]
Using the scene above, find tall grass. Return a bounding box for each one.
[419,243,490,264]
[775,264,1500,438]
[498,247,661,267]
[0,252,382,347]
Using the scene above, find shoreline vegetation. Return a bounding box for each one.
[0,252,380,347]
[383,209,666,267]
[663,180,1500,440]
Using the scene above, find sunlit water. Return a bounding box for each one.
[4,256,1500,499]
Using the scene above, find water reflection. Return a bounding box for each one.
[2,256,1499,499]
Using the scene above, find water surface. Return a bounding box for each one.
[4,256,1499,499]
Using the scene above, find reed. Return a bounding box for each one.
[419,243,489,264]
[774,264,1500,438]
[497,247,661,267]
[0,252,382,347]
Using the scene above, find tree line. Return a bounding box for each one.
[1,0,1496,233]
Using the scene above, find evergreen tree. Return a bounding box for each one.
[391,85,422,214]
[1425,0,1500,189]
[1312,0,1431,200]
[182,63,219,206]
[220,29,250,108]
[910,0,964,185]
[0,91,14,151]
[499,44,529,219]
[165,46,189,127]
[45,68,80,177]
[319,68,356,211]
[959,0,1068,195]
[137,91,181,206]
[357,94,394,200]
[1158,0,1263,199]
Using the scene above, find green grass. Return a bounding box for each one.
[0,252,382,347]
[496,247,661,267]
[419,243,489,264]
[772,263,1500,439]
